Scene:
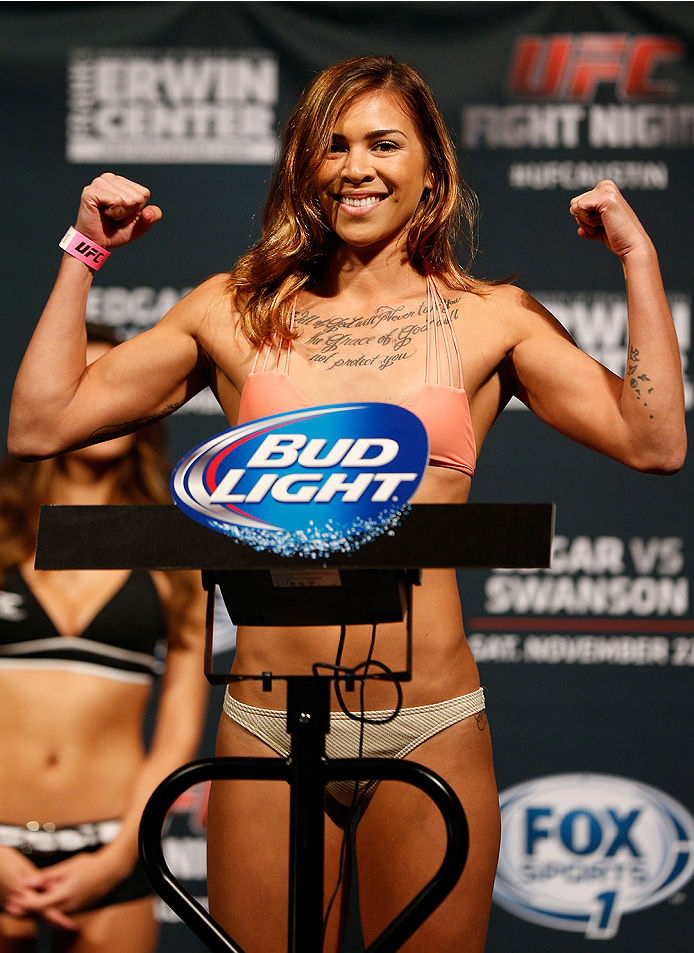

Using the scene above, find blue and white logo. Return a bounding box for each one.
[171,403,428,557]
[494,773,694,938]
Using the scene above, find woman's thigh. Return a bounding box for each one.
[0,901,157,953]
[55,899,158,953]
[0,914,37,953]
[207,714,349,953]
[356,712,501,953]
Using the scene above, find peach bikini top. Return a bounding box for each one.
[237,276,477,477]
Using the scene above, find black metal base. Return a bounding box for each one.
[139,676,469,953]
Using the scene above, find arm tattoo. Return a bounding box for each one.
[88,401,184,441]
[627,345,654,419]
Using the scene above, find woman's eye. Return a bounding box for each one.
[374,141,399,152]
[329,140,347,154]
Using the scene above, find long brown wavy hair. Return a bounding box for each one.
[0,324,172,581]
[230,54,481,345]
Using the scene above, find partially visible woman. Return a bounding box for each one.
[0,326,208,953]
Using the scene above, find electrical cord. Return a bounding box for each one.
[317,623,404,940]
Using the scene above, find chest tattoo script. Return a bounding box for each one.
[627,344,654,419]
[295,297,461,372]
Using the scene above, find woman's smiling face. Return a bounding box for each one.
[316,90,433,253]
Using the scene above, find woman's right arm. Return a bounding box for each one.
[8,174,213,460]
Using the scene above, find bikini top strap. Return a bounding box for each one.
[425,276,433,383]
[253,299,295,374]
[285,297,296,374]
[426,275,464,388]
[250,339,265,373]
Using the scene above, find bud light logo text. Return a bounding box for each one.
[171,403,428,557]
[494,773,694,938]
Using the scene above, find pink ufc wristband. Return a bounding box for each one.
[59,226,111,270]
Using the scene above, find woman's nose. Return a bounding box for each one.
[340,148,374,182]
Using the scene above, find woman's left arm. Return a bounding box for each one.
[96,570,210,882]
[508,180,687,473]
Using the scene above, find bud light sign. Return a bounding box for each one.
[171,403,428,557]
[494,773,694,939]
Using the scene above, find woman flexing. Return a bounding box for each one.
[8,56,685,953]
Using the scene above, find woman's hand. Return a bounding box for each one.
[74,172,162,249]
[0,845,43,909]
[569,179,653,261]
[0,845,76,930]
[4,849,129,924]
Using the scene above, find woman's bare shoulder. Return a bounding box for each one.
[474,281,579,359]
[469,280,560,322]
[449,279,577,362]
[158,272,237,333]
[438,273,529,304]
[183,272,235,315]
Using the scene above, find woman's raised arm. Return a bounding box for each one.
[8,174,211,460]
[507,180,687,474]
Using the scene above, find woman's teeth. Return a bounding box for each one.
[340,196,382,207]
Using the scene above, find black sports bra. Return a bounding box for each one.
[0,567,166,684]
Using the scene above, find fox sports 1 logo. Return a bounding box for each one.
[171,403,428,557]
[494,773,694,939]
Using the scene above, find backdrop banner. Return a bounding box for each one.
[2,4,692,951]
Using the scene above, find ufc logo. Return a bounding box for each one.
[75,240,106,264]
[508,34,684,102]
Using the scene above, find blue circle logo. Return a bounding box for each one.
[171,403,429,556]
[494,773,694,938]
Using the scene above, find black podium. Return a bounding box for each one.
[36,502,554,953]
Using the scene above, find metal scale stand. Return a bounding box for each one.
[36,502,554,953]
